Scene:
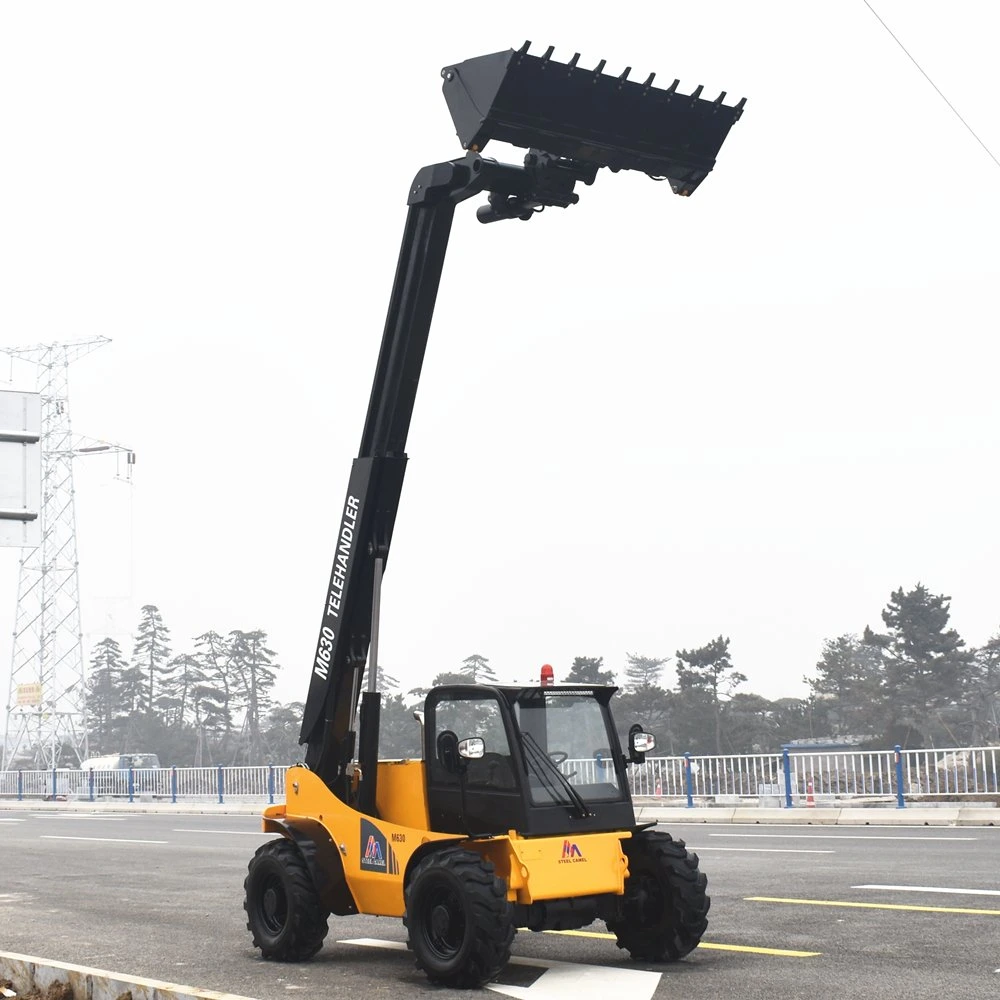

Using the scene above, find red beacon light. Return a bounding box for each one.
[540,663,554,687]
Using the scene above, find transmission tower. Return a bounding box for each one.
[2,337,134,770]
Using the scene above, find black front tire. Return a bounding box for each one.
[404,848,515,988]
[244,838,330,961]
[606,830,710,961]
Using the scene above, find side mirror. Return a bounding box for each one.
[458,737,485,760]
[628,724,656,764]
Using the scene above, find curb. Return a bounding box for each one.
[0,952,260,1000]
[634,805,997,826]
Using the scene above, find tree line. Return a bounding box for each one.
[85,604,285,766]
[74,582,999,767]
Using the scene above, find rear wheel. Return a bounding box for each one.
[404,848,515,987]
[606,830,709,961]
[244,838,330,961]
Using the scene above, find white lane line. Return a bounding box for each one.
[29,813,125,820]
[692,822,1000,833]
[40,835,168,845]
[709,833,976,842]
[339,938,662,1000]
[0,818,25,823]
[173,828,272,836]
[690,847,834,854]
[41,814,126,820]
[855,884,1000,897]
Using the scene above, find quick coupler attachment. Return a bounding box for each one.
[442,42,746,195]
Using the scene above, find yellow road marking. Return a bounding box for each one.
[746,896,1000,916]
[697,943,821,957]
[544,929,820,957]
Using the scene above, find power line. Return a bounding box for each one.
[862,0,1000,171]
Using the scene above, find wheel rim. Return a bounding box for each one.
[419,881,467,961]
[627,872,666,926]
[257,872,288,936]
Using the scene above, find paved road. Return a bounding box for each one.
[2,810,998,999]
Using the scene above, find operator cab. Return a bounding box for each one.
[424,682,654,837]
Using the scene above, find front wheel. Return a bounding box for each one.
[404,848,515,987]
[606,830,710,961]
[244,838,330,961]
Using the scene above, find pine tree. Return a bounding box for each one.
[806,634,885,737]
[967,632,1000,745]
[565,656,616,685]
[460,654,498,684]
[194,630,236,748]
[675,636,746,755]
[622,653,669,693]
[159,653,204,729]
[865,584,972,747]
[132,605,172,715]
[86,637,127,750]
[227,629,279,764]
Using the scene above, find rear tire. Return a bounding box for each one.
[404,848,515,987]
[244,838,330,961]
[606,830,709,961]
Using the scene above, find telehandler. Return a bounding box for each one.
[244,42,745,988]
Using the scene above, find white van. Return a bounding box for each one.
[77,752,161,796]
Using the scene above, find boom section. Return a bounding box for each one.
[299,153,596,795]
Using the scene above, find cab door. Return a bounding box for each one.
[424,688,527,836]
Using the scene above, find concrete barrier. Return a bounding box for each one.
[954,808,999,826]
[0,952,260,1000]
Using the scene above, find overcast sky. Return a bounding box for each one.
[1,1,998,715]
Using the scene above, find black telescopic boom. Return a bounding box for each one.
[297,45,745,809]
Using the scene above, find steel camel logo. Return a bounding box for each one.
[360,819,400,874]
[559,840,586,863]
[364,835,383,864]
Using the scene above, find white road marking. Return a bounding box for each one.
[173,828,273,836]
[0,819,25,823]
[40,835,168,844]
[709,833,976,842]
[339,938,661,1000]
[29,813,124,820]
[855,884,1000,897]
[690,847,834,854]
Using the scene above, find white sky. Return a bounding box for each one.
[1,1,998,712]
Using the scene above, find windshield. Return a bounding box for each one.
[512,690,626,805]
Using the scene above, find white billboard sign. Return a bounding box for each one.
[0,389,42,548]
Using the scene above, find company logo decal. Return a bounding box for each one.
[559,840,586,863]
[360,818,400,874]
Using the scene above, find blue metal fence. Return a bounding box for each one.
[0,745,996,807]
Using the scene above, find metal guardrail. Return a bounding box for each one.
[0,764,284,805]
[0,745,997,808]
[618,745,1000,808]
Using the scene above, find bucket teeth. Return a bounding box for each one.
[441,44,747,193]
